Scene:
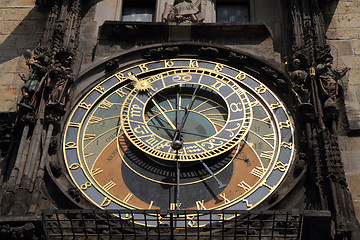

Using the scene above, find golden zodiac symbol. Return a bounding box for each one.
[201,139,223,149]
[226,123,241,137]
[274,161,288,172]
[130,104,142,118]
[134,125,149,135]
[155,142,171,150]
[69,163,81,170]
[230,102,243,112]
[172,74,192,82]
[185,145,202,153]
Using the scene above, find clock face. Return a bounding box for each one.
[63,58,295,227]
[122,68,252,161]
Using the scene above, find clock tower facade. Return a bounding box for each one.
[0,0,359,239]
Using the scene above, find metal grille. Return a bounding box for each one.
[42,209,302,239]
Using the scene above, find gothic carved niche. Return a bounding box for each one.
[163,0,207,23]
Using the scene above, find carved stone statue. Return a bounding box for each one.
[316,53,350,104]
[288,58,309,103]
[18,56,48,110]
[163,0,206,23]
[47,53,73,108]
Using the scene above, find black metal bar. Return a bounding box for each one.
[246,212,250,240]
[297,213,303,240]
[93,211,100,238]
[105,211,112,239]
[271,211,275,239]
[184,211,188,239]
[210,211,212,239]
[284,211,289,239]
[157,212,160,239]
[118,210,124,239]
[197,211,200,239]
[80,211,88,238]
[55,211,63,238]
[259,211,262,240]
[170,212,174,239]
[144,212,148,239]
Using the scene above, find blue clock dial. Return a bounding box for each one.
[62,58,295,227]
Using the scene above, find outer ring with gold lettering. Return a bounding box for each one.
[62,58,295,227]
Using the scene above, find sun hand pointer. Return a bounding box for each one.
[151,98,177,130]
[129,72,177,130]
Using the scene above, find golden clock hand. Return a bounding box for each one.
[150,98,176,130]
[129,72,177,130]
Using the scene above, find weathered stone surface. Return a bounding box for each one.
[348,56,360,69]
[341,151,360,173]
[345,173,360,198]
[338,55,353,69]
[339,136,360,151]
[0,0,36,7]
[0,34,8,44]
[332,1,360,15]
[0,85,21,100]
[328,14,360,28]
[0,21,22,34]
[0,58,27,73]
[344,79,360,131]
[0,20,38,35]
[0,8,32,20]
[344,173,360,220]
[328,40,354,55]
[0,73,25,85]
[352,40,360,54]
[0,100,19,112]
[348,69,360,83]
[327,28,358,40]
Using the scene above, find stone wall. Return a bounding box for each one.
[0,0,48,112]
[324,0,360,220]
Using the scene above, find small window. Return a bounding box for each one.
[122,0,155,22]
[216,1,250,23]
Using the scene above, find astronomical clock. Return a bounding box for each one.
[59,48,296,227]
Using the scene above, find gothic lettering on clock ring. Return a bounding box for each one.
[63,58,295,227]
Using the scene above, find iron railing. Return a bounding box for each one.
[42,209,303,239]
